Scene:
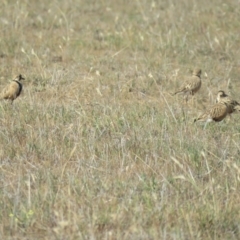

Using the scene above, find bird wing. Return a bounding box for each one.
[0,82,19,99]
[210,103,228,121]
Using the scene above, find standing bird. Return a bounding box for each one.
[173,68,202,101]
[0,74,25,104]
[194,102,228,129]
[216,90,240,115]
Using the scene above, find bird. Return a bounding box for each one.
[0,74,25,103]
[173,68,202,101]
[194,102,229,129]
[216,90,240,115]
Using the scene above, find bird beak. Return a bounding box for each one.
[19,75,25,80]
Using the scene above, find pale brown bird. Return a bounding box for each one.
[216,90,240,114]
[0,74,25,103]
[173,68,202,101]
[194,102,228,129]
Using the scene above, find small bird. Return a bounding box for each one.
[0,74,25,103]
[173,68,202,101]
[216,90,240,114]
[194,102,228,129]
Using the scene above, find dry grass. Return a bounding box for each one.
[0,0,240,239]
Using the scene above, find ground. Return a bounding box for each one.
[0,0,240,239]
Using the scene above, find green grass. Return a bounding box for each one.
[0,0,240,239]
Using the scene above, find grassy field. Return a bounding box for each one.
[0,0,240,239]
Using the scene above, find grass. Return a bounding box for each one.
[0,0,240,239]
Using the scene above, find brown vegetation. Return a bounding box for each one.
[0,0,240,239]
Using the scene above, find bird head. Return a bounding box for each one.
[217,90,228,98]
[15,74,25,81]
[216,90,228,103]
[192,68,202,77]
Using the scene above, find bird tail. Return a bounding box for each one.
[194,113,207,123]
[172,90,182,95]
[234,105,240,112]
[193,118,198,123]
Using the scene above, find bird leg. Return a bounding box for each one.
[203,118,212,130]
